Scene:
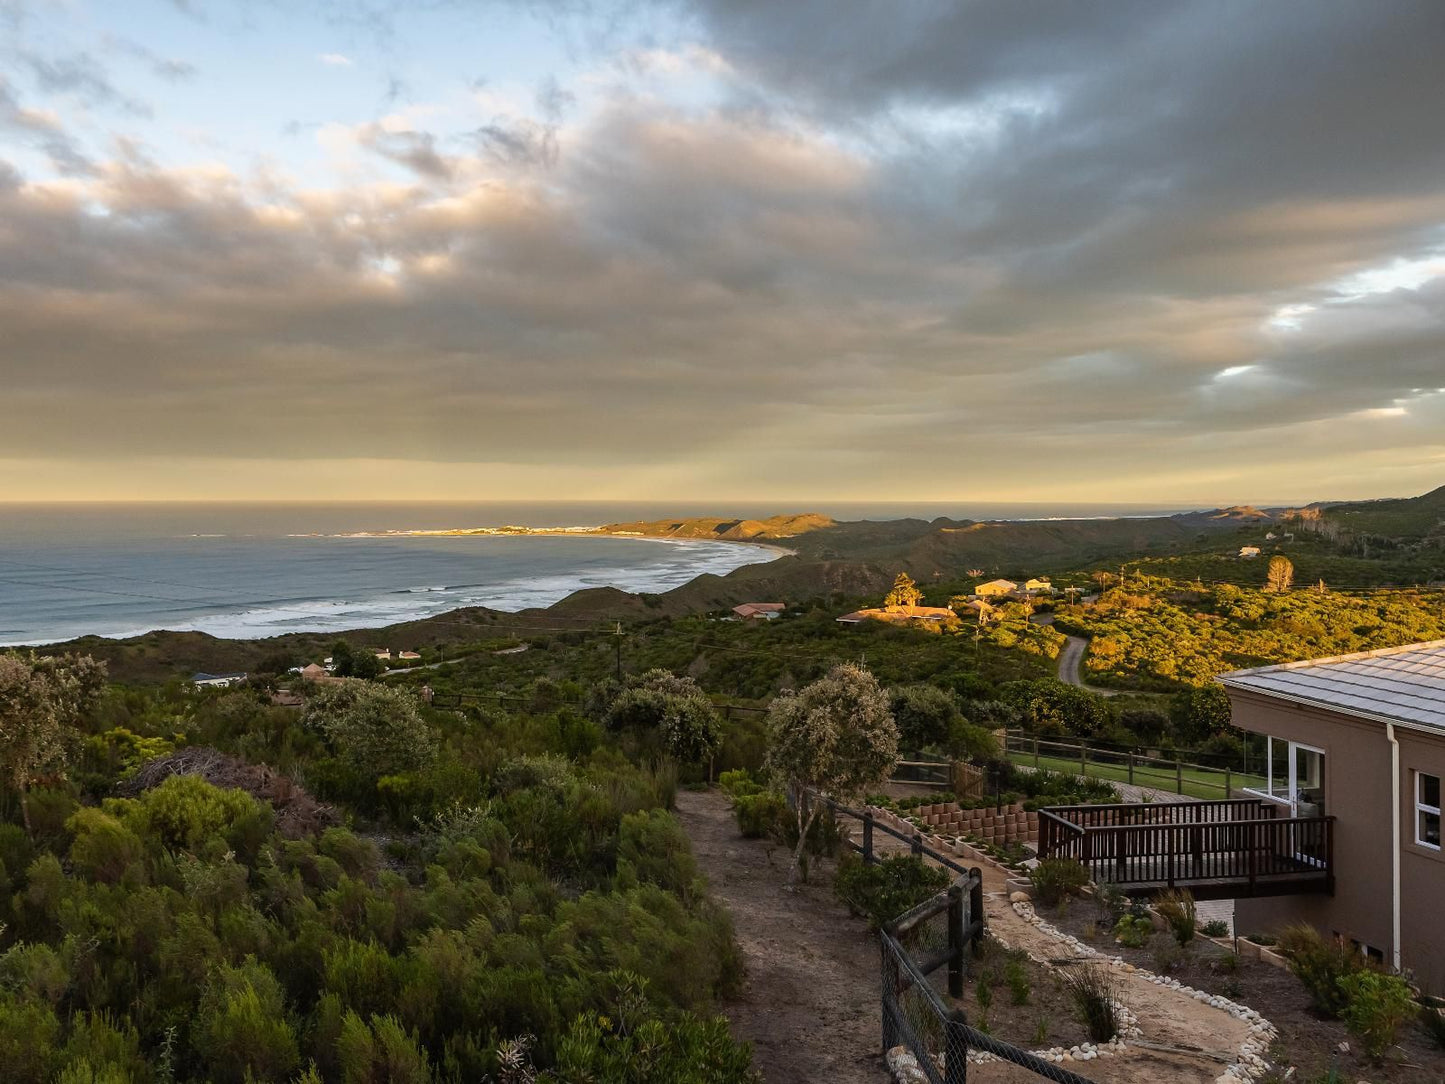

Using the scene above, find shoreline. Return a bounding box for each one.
[284,524,798,558]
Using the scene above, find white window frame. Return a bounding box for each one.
[1416,771,1441,851]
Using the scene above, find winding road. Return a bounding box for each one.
[1031,615,1119,696]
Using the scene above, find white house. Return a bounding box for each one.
[1239,546,1262,559]
[191,672,247,688]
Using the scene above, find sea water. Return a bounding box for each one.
[0,501,1206,645]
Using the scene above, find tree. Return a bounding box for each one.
[0,653,105,834]
[883,572,923,609]
[1169,684,1233,745]
[1265,555,1294,593]
[329,640,355,677]
[302,681,437,779]
[765,664,898,885]
[887,684,959,751]
[605,670,721,765]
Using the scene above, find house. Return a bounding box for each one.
[1265,532,1278,541]
[1021,577,1054,595]
[1219,640,1445,990]
[835,605,956,626]
[370,648,392,660]
[956,599,995,620]
[733,602,786,620]
[190,672,247,688]
[299,663,330,681]
[973,579,1017,598]
[1239,546,1261,558]
[397,650,422,661]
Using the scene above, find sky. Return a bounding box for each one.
[1,0,1443,505]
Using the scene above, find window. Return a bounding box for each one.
[1417,772,1441,850]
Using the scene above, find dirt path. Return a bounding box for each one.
[675,789,885,1084]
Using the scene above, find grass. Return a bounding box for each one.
[1005,748,1267,800]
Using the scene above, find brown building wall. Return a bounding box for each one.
[1227,690,1445,992]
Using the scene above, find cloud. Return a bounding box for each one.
[317,52,354,67]
[1,1,1443,501]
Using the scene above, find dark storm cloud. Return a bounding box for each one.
[2,0,1444,498]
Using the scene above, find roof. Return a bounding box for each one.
[976,579,1017,590]
[191,671,246,681]
[836,606,955,624]
[1218,639,1445,733]
[733,602,785,616]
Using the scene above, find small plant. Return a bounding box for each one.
[1151,938,1185,974]
[1336,970,1417,1060]
[717,769,761,799]
[974,971,994,1032]
[1244,933,1276,947]
[1095,882,1128,924]
[1201,919,1230,938]
[833,853,949,929]
[1277,924,1366,1018]
[1081,920,1100,941]
[1032,1015,1050,1045]
[1154,888,1197,946]
[1113,914,1152,949]
[1061,964,1119,1043]
[1004,950,1031,1006]
[733,791,787,839]
[1222,978,1243,1000]
[1211,952,1240,975]
[1030,858,1090,906]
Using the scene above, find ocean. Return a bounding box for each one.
[0,501,1206,645]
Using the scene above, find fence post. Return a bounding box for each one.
[1033,737,1039,769]
[1080,739,1088,776]
[863,811,875,865]
[1224,767,1231,799]
[881,940,898,1052]
[944,1009,969,1084]
[912,833,923,858]
[1176,761,1184,795]
[970,870,985,958]
[947,883,964,997]
[1128,751,1134,786]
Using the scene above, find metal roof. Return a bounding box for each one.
[1218,639,1445,732]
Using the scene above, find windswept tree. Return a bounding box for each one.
[302,680,437,779]
[883,571,923,608]
[0,652,106,833]
[605,669,721,765]
[1266,555,1295,593]
[766,663,899,885]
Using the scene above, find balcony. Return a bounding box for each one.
[1038,798,1334,900]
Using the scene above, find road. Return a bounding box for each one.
[1044,621,1120,697]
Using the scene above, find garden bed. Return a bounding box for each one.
[953,933,1097,1054]
[1035,894,1445,1081]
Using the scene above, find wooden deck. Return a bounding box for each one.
[1039,798,1334,899]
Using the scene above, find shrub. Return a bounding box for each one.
[1200,919,1230,938]
[1277,924,1368,1017]
[1113,915,1152,949]
[1153,888,1196,946]
[833,854,948,929]
[1030,858,1090,906]
[717,769,761,800]
[1061,965,1119,1042]
[195,961,301,1084]
[733,792,787,839]
[1337,970,1417,1060]
[1004,950,1031,1005]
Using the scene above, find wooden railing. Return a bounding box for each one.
[1040,800,1334,899]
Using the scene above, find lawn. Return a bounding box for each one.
[1006,745,1268,801]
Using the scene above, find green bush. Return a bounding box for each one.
[1061,965,1119,1043]
[1200,919,1229,938]
[718,769,762,799]
[1278,924,1368,1017]
[1113,915,1152,949]
[1029,858,1090,906]
[1337,970,1417,1060]
[733,792,787,839]
[833,854,948,929]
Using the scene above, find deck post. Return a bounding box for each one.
[970,871,985,957]
[1247,820,1257,895]
[863,812,874,865]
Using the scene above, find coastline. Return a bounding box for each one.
[287,524,800,559]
